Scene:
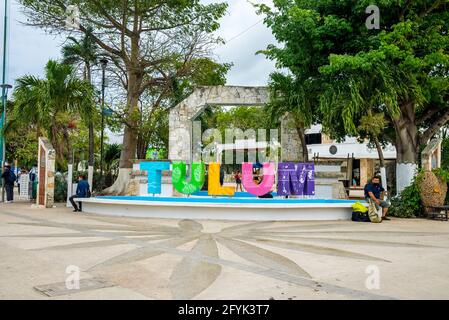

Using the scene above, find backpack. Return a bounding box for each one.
[352,211,370,222]
[6,171,16,184]
[352,202,368,213]
[368,200,382,223]
[351,202,370,222]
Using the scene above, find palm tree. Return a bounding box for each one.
[5,76,47,140]
[11,60,95,167]
[95,143,121,190]
[62,27,99,83]
[62,28,100,189]
[266,73,315,163]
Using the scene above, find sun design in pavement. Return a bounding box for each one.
[4,215,444,299]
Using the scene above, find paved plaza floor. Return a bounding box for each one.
[1,201,448,300]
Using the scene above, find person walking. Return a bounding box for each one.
[1,165,16,203]
[234,170,243,192]
[220,166,225,186]
[69,175,91,212]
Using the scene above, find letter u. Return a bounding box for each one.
[172,161,205,195]
[242,162,275,196]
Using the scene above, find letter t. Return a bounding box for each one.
[140,162,171,195]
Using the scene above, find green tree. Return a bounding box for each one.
[256,0,338,163]
[265,73,315,162]
[358,111,388,168]
[2,101,39,169]
[98,143,121,190]
[135,58,231,160]
[441,127,449,171]
[196,105,274,167]
[258,0,449,193]
[19,0,228,195]
[196,105,272,137]
[62,27,99,83]
[217,106,270,132]
[62,27,101,188]
[10,60,95,168]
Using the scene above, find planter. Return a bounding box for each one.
[419,171,448,207]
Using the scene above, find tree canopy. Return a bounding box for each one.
[9,60,95,168]
[258,0,449,192]
[19,0,228,194]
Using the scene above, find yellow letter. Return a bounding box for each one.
[208,163,235,196]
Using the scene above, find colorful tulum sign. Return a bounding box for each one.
[140,162,315,197]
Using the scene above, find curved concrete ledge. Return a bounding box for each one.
[79,197,358,221]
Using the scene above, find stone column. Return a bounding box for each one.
[360,158,369,186]
[360,158,375,186]
[37,137,55,208]
[169,105,192,162]
[280,113,303,162]
[421,139,442,172]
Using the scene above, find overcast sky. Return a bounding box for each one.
[5,0,277,88]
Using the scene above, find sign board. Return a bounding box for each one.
[19,174,30,200]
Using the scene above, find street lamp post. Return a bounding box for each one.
[1,0,11,203]
[0,83,12,202]
[99,58,108,191]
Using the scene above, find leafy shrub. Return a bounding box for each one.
[432,168,449,183]
[54,174,68,203]
[389,168,449,218]
[389,182,422,218]
[441,137,449,171]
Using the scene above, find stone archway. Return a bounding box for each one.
[168,85,302,162]
[37,137,56,208]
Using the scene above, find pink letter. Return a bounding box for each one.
[242,163,275,197]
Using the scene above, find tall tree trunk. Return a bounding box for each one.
[102,25,142,195]
[120,72,141,169]
[136,133,147,160]
[102,69,142,195]
[36,125,42,141]
[392,101,419,194]
[50,122,64,166]
[373,136,387,192]
[373,136,385,168]
[295,125,309,163]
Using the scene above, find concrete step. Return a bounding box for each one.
[315,171,346,179]
[314,160,346,166]
[315,165,342,173]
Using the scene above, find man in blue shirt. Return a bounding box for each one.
[364,176,390,221]
[69,175,91,212]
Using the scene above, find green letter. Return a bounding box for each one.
[172,161,205,195]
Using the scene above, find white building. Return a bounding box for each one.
[305,125,397,188]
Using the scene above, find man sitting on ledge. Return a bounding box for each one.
[69,175,91,212]
[364,176,390,221]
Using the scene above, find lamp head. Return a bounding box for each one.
[100,58,108,70]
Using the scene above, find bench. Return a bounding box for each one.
[425,206,449,221]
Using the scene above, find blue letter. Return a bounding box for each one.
[140,162,170,195]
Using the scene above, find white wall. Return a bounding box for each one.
[306,125,396,160]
